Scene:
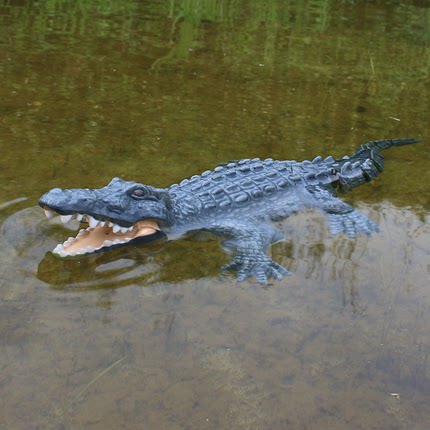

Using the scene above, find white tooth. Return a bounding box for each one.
[99,221,105,227]
[60,214,73,224]
[44,208,55,219]
[58,250,68,257]
[128,226,134,232]
[113,239,122,244]
[88,216,99,228]
[102,240,114,247]
[77,229,87,236]
[68,250,77,256]
[53,244,64,253]
[63,238,75,248]
[108,221,114,228]
[76,214,83,221]
[120,227,129,234]
[84,246,95,253]
[112,224,121,234]
[64,219,80,231]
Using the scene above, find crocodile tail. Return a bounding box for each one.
[336,138,420,193]
[354,139,420,155]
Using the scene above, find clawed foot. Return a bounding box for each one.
[327,211,381,238]
[222,254,291,284]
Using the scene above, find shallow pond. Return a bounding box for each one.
[1,1,430,429]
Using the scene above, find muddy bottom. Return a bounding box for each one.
[1,204,429,430]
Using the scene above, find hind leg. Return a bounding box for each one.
[305,185,381,238]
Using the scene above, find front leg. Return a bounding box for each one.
[208,222,290,284]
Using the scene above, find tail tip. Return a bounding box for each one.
[372,138,421,150]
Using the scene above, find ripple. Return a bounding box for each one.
[0,206,167,290]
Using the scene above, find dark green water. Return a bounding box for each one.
[1,1,429,429]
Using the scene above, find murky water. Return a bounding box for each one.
[1,1,429,429]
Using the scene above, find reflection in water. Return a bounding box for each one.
[0,0,429,206]
[0,202,429,429]
[1,207,168,290]
[37,252,160,290]
[2,202,428,303]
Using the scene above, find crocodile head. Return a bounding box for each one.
[39,177,172,257]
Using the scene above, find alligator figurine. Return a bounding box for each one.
[39,138,419,284]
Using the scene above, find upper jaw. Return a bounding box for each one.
[38,186,172,228]
[39,200,137,229]
[38,189,135,227]
[41,206,136,233]
[39,201,168,228]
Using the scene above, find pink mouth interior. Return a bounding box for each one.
[65,220,160,252]
[41,206,161,256]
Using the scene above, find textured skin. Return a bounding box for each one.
[39,139,419,284]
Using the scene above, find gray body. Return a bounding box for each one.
[39,139,419,283]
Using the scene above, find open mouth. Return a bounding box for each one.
[41,207,161,257]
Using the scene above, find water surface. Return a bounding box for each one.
[1,1,429,429]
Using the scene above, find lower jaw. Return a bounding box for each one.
[52,220,162,257]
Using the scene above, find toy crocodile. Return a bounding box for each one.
[39,138,419,283]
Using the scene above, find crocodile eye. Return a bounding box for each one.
[131,188,147,198]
